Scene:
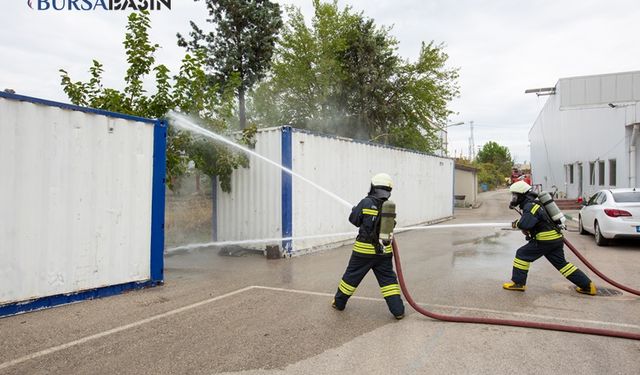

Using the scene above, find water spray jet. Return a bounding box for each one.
[167,112,352,209]
[166,112,639,340]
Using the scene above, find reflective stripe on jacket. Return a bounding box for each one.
[514,199,562,241]
[349,195,391,257]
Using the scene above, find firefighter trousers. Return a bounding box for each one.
[334,253,405,317]
[511,238,592,289]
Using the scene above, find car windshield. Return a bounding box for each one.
[612,191,640,203]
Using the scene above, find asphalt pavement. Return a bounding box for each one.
[1,189,639,374]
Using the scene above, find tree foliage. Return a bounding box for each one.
[250,0,459,153]
[59,10,252,192]
[178,0,283,130]
[475,141,514,189]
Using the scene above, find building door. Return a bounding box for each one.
[634,126,640,188]
[626,124,639,188]
[578,163,583,198]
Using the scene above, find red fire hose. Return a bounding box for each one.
[392,239,640,341]
[563,238,640,296]
[512,206,639,296]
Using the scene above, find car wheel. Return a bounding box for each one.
[578,215,588,235]
[594,221,609,246]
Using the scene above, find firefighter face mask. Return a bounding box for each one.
[370,185,391,199]
[509,193,523,209]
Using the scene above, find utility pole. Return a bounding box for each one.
[468,120,475,161]
[446,120,476,160]
[445,121,464,157]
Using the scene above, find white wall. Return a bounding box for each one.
[216,127,454,255]
[454,168,477,207]
[0,98,155,305]
[530,72,640,199]
[291,131,453,252]
[216,128,283,244]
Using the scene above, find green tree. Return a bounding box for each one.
[174,51,257,191]
[338,15,400,139]
[59,11,252,192]
[178,0,283,130]
[60,11,171,117]
[250,2,350,131]
[388,42,459,151]
[475,141,514,189]
[250,0,459,153]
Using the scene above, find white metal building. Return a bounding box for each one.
[529,71,640,199]
[0,92,166,317]
[454,163,478,208]
[215,127,455,255]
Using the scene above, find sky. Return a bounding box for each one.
[2,0,640,163]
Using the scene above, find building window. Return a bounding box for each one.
[589,162,595,185]
[569,164,574,184]
[609,159,616,186]
[598,160,605,186]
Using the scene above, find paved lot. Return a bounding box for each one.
[1,190,639,374]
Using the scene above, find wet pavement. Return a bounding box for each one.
[1,189,639,374]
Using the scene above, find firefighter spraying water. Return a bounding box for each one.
[332,173,405,319]
[503,180,596,294]
[169,114,640,341]
[390,181,640,341]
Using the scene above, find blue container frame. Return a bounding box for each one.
[278,127,456,255]
[281,126,293,255]
[0,92,166,318]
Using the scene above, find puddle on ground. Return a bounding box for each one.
[217,245,265,257]
[165,245,264,258]
[451,229,512,246]
[450,230,514,270]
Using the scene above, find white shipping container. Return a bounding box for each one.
[216,127,454,255]
[0,92,166,317]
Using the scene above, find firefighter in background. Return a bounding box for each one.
[332,173,405,319]
[503,181,596,295]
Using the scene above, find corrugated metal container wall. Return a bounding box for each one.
[216,127,454,255]
[216,127,282,243]
[0,93,165,316]
[291,130,453,253]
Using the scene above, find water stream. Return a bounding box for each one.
[166,112,510,254]
[168,112,351,209]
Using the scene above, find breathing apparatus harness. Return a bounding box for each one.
[360,184,396,255]
[511,190,565,239]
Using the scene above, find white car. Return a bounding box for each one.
[578,188,640,246]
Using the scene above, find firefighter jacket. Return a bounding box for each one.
[514,196,563,241]
[349,194,393,257]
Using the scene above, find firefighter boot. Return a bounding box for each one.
[576,282,597,296]
[331,299,345,311]
[503,281,526,292]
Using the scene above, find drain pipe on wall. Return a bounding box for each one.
[630,124,639,187]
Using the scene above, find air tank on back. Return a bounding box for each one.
[538,191,566,227]
[379,200,396,245]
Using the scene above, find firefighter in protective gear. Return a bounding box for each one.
[332,173,406,319]
[504,181,596,295]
